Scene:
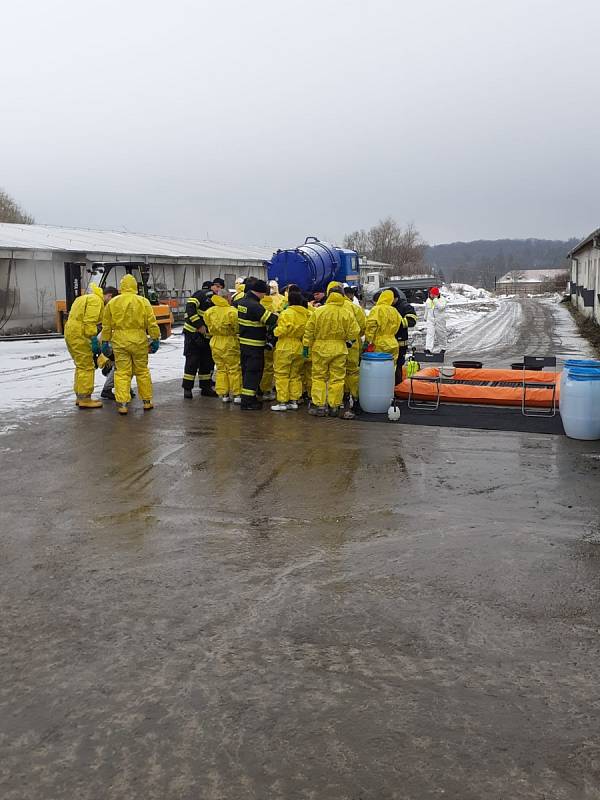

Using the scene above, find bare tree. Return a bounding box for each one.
[343,217,428,276]
[0,189,34,224]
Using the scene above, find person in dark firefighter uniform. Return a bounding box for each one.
[394,289,418,382]
[236,278,278,410]
[182,283,218,399]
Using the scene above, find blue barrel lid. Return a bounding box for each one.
[362,351,393,361]
[564,359,600,366]
[569,372,600,381]
[567,365,600,374]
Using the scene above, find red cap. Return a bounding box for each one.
[429,286,440,297]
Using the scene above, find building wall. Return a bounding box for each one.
[495,279,565,296]
[570,242,600,324]
[0,252,266,334]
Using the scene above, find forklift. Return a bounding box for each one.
[55,262,174,339]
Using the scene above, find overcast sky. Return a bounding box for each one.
[2,0,599,247]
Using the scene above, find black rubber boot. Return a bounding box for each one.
[241,398,263,411]
[183,389,193,399]
[200,386,218,397]
[101,389,115,401]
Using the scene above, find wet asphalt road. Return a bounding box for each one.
[2,379,600,800]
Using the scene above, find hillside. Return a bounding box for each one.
[425,237,577,289]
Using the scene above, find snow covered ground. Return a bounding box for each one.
[539,294,597,360]
[410,282,499,351]
[0,334,184,423]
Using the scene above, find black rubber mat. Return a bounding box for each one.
[354,402,565,435]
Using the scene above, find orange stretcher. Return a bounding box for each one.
[395,367,561,408]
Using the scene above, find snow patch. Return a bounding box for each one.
[0,334,185,416]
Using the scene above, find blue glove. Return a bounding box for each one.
[149,339,160,354]
[101,341,111,357]
[90,335,101,356]
[302,346,309,359]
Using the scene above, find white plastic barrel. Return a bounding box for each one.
[359,352,396,413]
[560,361,600,417]
[560,370,600,440]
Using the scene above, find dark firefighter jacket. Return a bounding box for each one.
[236,291,278,347]
[396,298,418,348]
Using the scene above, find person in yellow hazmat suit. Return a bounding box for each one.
[271,285,310,411]
[268,280,286,312]
[303,285,360,418]
[64,282,105,409]
[203,292,242,404]
[101,274,161,415]
[259,294,276,399]
[327,281,367,414]
[365,289,402,364]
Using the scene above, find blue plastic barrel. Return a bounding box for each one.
[560,360,600,402]
[560,370,600,440]
[359,352,395,413]
[268,237,342,293]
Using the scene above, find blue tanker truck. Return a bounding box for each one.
[268,237,360,294]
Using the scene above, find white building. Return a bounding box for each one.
[496,268,568,296]
[568,228,600,325]
[0,223,272,333]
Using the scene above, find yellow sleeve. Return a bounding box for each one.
[145,299,161,340]
[101,302,113,342]
[83,294,103,338]
[274,310,293,338]
[302,308,316,348]
[365,309,378,342]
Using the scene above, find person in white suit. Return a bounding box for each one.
[424,286,447,353]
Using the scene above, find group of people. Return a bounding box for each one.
[64,274,160,414]
[181,276,419,418]
[64,272,449,418]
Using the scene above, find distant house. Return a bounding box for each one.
[496,268,568,296]
[568,228,600,325]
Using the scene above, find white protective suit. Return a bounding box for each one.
[424,296,448,352]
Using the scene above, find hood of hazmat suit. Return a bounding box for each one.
[204,294,239,337]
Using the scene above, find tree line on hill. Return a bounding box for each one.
[425,237,577,289]
[342,216,577,289]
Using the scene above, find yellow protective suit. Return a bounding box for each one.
[204,295,242,398]
[273,304,310,403]
[365,289,402,364]
[269,289,286,312]
[64,283,104,398]
[302,305,315,396]
[325,281,365,398]
[303,291,360,409]
[101,274,160,404]
[260,295,275,394]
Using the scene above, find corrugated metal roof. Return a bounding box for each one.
[0,223,275,262]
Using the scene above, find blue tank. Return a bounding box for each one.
[268,237,343,293]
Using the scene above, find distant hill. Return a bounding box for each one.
[425,238,577,289]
